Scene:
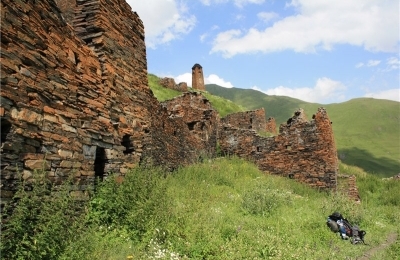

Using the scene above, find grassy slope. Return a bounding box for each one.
[205,84,400,177]
[148,74,244,117]
[57,158,400,259]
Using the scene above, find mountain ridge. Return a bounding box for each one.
[205,84,400,177]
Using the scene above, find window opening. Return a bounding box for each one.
[121,134,134,154]
[187,122,196,131]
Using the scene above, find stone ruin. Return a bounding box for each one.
[221,108,267,132]
[219,108,338,189]
[192,63,205,91]
[158,77,188,92]
[0,0,218,204]
[0,0,343,206]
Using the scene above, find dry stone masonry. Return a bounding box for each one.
[159,77,188,92]
[219,108,338,190]
[1,0,342,206]
[0,0,218,204]
[221,108,268,132]
[191,63,205,91]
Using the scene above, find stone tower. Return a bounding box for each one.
[192,63,205,91]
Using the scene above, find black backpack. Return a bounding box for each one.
[326,212,367,245]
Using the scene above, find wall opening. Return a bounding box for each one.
[1,119,12,147]
[187,122,196,131]
[121,134,134,154]
[94,147,106,182]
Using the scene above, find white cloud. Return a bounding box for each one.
[253,77,347,103]
[175,73,234,88]
[205,74,234,88]
[200,33,208,42]
[257,12,279,23]
[366,60,381,67]
[200,0,265,7]
[364,89,400,102]
[386,57,400,71]
[355,62,364,68]
[175,73,192,85]
[211,0,399,57]
[126,0,196,48]
[356,60,382,68]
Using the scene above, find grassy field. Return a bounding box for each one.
[2,158,399,259]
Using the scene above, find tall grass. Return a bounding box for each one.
[1,159,399,259]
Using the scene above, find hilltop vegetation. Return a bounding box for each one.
[205,84,400,177]
[148,74,245,117]
[2,158,399,259]
[147,75,399,177]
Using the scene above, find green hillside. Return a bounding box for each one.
[148,74,244,117]
[205,84,400,177]
[205,84,320,124]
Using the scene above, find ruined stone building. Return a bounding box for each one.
[0,0,218,203]
[219,108,338,190]
[221,108,267,132]
[158,77,188,92]
[191,63,205,91]
[0,0,341,205]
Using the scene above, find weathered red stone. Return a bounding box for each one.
[0,0,342,207]
[218,108,338,190]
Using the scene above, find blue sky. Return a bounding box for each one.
[126,0,399,104]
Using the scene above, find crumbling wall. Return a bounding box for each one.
[1,0,108,201]
[0,0,218,204]
[159,77,188,92]
[338,175,361,203]
[219,108,338,190]
[221,108,267,132]
[1,0,341,207]
[54,0,76,24]
[151,92,219,169]
[265,117,277,134]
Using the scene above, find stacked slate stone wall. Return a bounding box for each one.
[265,117,277,134]
[158,77,188,92]
[1,0,341,207]
[1,0,108,201]
[338,175,361,203]
[0,0,219,204]
[221,108,267,132]
[153,92,219,170]
[219,108,338,190]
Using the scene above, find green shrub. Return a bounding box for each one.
[0,172,86,260]
[86,166,169,242]
[242,181,293,216]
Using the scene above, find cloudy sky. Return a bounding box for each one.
[126,0,399,104]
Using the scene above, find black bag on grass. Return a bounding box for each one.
[326,212,366,245]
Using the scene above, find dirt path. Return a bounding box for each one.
[357,233,398,260]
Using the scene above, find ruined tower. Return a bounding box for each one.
[192,63,205,91]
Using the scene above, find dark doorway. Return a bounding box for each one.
[94,146,106,182]
[1,119,12,146]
